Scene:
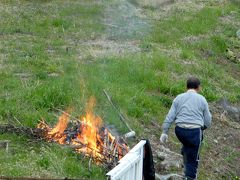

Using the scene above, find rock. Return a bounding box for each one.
[0,140,10,152]
[15,72,32,79]
[157,151,166,161]
[218,98,240,123]
[48,73,59,77]
[226,48,237,62]
[214,167,221,173]
[157,145,183,171]
[155,173,183,180]
[213,139,218,144]
[236,29,240,39]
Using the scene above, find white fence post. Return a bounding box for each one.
[106,140,146,180]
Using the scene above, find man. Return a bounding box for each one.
[159,77,212,180]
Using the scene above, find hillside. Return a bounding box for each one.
[0,0,239,179]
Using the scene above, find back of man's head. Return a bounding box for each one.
[187,77,201,89]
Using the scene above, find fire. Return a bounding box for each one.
[38,112,69,144]
[37,97,128,165]
[75,97,104,159]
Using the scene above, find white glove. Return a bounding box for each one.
[160,133,168,144]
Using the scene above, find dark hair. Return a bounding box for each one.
[187,77,201,89]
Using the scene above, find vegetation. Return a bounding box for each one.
[0,0,239,179]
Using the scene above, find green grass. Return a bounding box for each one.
[152,7,222,44]
[150,3,240,102]
[0,134,105,179]
[0,0,239,179]
[0,0,106,178]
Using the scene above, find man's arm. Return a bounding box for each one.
[162,99,178,134]
[203,100,212,129]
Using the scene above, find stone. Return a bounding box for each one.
[226,48,236,61]
[157,152,166,161]
[48,73,59,77]
[214,168,221,173]
[157,145,183,171]
[0,140,10,152]
[236,29,240,39]
[218,98,240,122]
[155,173,184,180]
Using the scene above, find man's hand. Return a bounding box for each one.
[160,133,168,144]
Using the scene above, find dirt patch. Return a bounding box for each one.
[72,39,141,59]
[153,43,182,58]
[67,0,150,60]
[220,12,240,28]
[181,60,197,65]
[200,103,240,178]
[15,73,32,80]
[182,34,208,44]
[216,57,240,80]
[136,0,204,20]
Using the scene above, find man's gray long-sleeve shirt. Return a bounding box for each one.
[162,90,212,134]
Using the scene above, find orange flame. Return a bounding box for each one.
[37,97,128,163]
[48,112,69,144]
[38,113,69,144]
[75,97,103,158]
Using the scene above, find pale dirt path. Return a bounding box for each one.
[104,0,150,40]
[66,0,151,60]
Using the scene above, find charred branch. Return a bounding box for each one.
[0,124,47,139]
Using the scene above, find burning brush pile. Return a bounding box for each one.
[37,97,129,169]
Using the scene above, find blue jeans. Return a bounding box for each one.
[175,126,202,179]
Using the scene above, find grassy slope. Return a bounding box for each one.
[134,0,240,179]
[0,0,239,179]
[0,0,105,179]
